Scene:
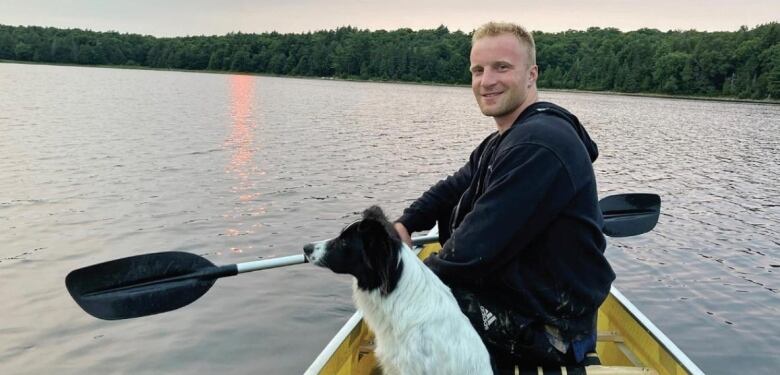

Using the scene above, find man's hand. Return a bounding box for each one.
[393,222,413,248]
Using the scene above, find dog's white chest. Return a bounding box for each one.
[353,249,492,375]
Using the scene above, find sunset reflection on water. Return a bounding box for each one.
[222,74,265,251]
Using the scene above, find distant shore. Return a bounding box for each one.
[3,59,778,105]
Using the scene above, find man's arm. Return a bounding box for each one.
[425,143,575,284]
[396,161,473,234]
[393,222,413,247]
[395,133,497,244]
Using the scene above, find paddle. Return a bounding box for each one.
[65,252,306,320]
[65,235,443,321]
[66,193,660,320]
[599,193,660,237]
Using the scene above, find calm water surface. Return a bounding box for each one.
[1,63,778,374]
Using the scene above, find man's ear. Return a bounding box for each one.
[528,64,538,87]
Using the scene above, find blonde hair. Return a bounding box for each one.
[472,22,536,66]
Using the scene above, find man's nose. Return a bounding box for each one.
[303,243,314,255]
[480,69,498,87]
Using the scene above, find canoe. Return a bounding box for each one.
[304,232,705,375]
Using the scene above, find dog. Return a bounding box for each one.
[304,206,492,375]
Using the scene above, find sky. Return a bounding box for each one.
[0,0,778,37]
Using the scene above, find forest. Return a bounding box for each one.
[1,23,778,99]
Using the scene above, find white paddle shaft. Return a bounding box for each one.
[236,254,306,273]
[233,234,440,274]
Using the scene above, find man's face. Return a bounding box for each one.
[470,33,536,120]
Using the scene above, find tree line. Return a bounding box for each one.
[1,23,778,99]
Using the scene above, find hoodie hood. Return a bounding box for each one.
[518,102,599,163]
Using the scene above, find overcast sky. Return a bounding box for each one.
[1,0,777,37]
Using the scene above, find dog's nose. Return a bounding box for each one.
[303,243,314,255]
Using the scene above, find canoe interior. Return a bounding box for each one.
[313,243,693,375]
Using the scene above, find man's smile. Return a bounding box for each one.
[482,91,503,98]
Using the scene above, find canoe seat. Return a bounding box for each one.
[362,339,658,375]
[583,351,602,365]
[505,350,659,374]
[510,363,658,375]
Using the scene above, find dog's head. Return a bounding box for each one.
[304,206,404,296]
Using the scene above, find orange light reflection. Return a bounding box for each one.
[223,75,265,253]
[226,75,257,182]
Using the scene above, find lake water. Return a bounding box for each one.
[1,62,778,374]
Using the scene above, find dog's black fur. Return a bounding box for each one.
[306,206,404,296]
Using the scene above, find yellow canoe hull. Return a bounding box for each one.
[306,243,702,375]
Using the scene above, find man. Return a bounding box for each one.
[394,22,615,369]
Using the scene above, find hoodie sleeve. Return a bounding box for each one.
[396,160,473,233]
[396,133,497,233]
[424,142,576,284]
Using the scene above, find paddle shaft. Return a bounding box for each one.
[236,254,306,273]
[233,236,436,275]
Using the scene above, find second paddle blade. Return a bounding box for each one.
[600,193,661,238]
[65,251,217,320]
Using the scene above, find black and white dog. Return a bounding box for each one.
[304,206,491,375]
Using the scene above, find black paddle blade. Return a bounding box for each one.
[600,193,661,237]
[66,251,218,320]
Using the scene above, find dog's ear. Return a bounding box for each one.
[358,218,394,259]
[362,205,388,223]
[359,206,400,245]
[361,205,399,240]
[359,209,402,296]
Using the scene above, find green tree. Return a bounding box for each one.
[0,22,778,100]
[230,49,251,71]
[14,42,33,60]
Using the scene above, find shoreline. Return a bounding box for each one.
[3,59,777,105]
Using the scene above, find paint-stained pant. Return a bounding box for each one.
[450,287,582,373]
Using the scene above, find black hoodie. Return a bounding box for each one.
[397,102,615,340]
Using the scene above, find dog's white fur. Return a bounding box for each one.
[351,243,492,375]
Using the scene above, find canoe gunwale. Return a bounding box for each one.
[304,310,363,374]
[608,287,704,375]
